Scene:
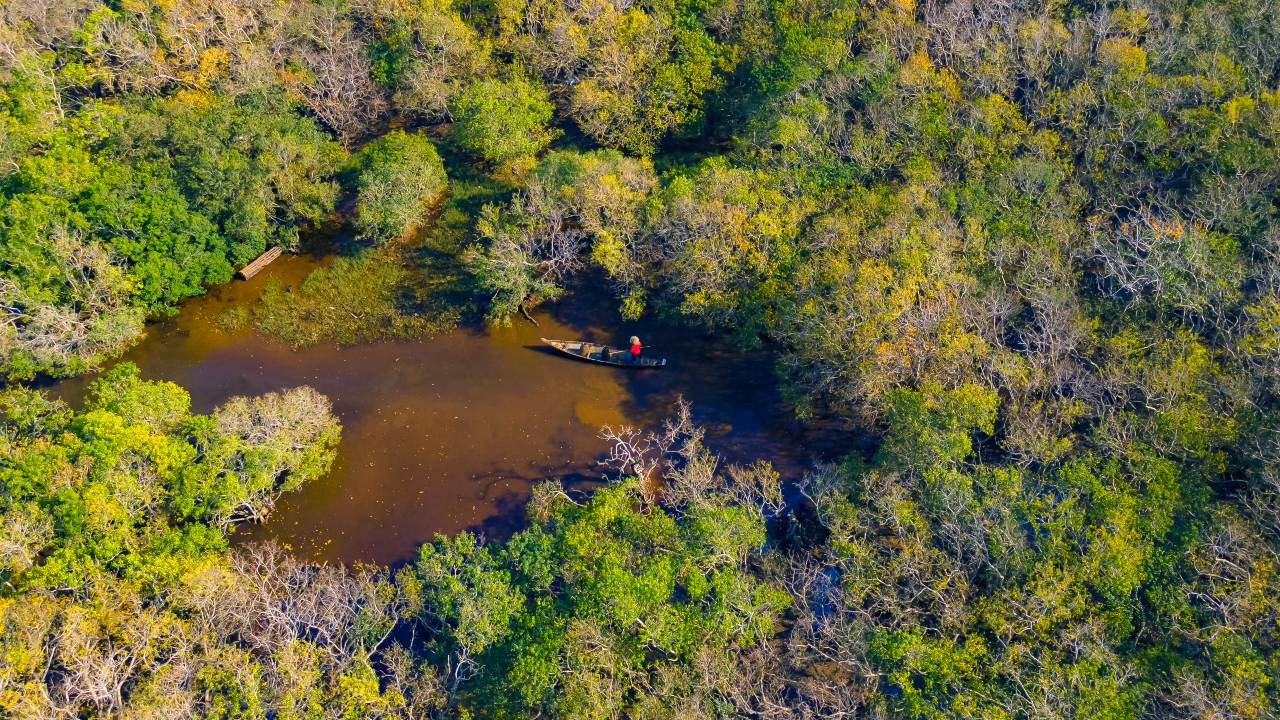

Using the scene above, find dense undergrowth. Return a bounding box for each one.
[3,0,1280,717]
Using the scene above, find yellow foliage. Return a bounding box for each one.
[1223,95,1256,125]
[1099,37,1148,76]
[1111,7,1151,35]
[937,67,961,101]
[1241,295,1280,358]
[899,49,936,86]
[619,288,646,321]
[172,87,213,108]
[590,232,626,277]
[890,0,915,16]
[195,47,229,83]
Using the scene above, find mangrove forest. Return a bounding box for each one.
[2,0,1280,717]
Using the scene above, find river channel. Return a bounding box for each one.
[50,251,837,564]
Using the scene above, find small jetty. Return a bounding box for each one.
[237,247,282,280]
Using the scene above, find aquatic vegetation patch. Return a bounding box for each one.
[253,248,458,348]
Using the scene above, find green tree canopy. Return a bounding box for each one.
[449,76,556,170]
[350,130,448,243]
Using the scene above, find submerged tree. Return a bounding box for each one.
[465,188,583,324]
[350,130,448,244]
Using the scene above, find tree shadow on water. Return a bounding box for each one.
[464,467,605,543]
[395,154,516,330]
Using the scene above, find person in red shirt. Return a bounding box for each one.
[628,335,643,363]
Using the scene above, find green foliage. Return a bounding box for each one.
[0,224,146,380]
[0,90,340,379]
[464,202,571,323]
[526,150,657,317]
[5,125,230,309]
[510,0,734,154]
[876,383,998,469]
[0,56,63,175]
[798,435,1211,718]
[368,19,415,89]
[746,0,858,105]
[449,76,556,170]
[5,0,1280,717]
[650,157,811,334]
[350,130,448,243]
[157,95,344,262]
[775,183,992,415]
[417,469,787,718]
[416,532,523,658]
[0,364,338,592]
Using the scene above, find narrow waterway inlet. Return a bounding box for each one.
[50,252,833,564]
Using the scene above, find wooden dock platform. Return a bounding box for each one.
[237,246,281,279]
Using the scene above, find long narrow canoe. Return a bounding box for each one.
[540,338,667,368]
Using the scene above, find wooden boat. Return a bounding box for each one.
[540,338,667,367]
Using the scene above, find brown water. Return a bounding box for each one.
[50,253,832,564]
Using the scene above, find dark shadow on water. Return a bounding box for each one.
[461,465,606,544]
[535,276,856,478]
[465,489,529,543]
